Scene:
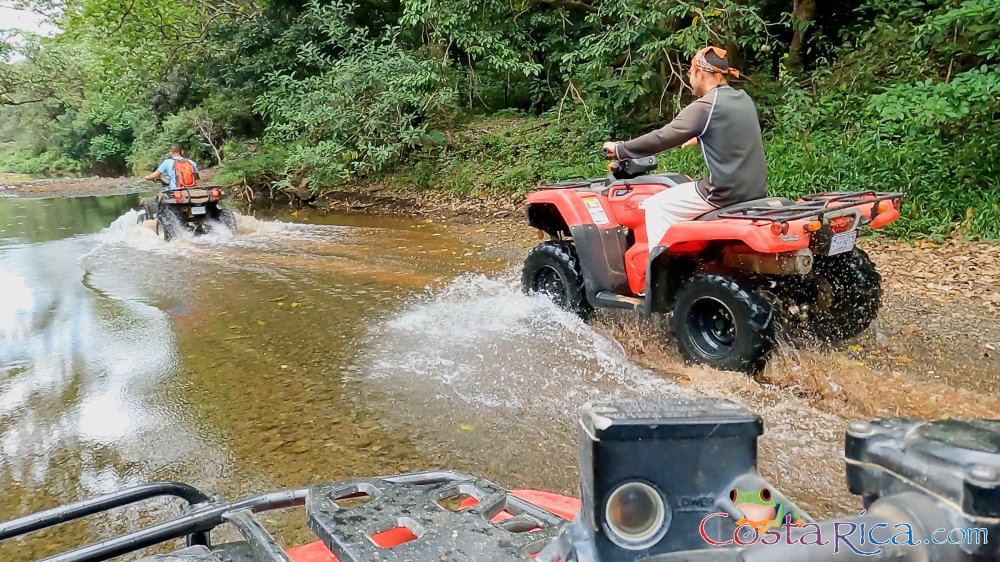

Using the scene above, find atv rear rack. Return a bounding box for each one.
[160,185,225,193]
[716,190,902,225]
[0,471,564,562]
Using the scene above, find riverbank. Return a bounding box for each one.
[0,175,148,198]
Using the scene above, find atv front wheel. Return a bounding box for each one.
[521,242,592,319]
[806,248,881,342]
[670,274,774,373]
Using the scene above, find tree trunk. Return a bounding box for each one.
[725,40,743,72]
[788,0,816,72]
[195,118,223,165]
[725,0,746,71]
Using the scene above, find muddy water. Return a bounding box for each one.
[0,194,691,559]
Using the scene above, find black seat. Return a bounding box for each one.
[696,197,795,221]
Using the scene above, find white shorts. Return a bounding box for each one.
[639,182,716,247]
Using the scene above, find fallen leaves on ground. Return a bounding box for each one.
[865,239,1000,315]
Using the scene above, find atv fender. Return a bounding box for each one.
[641,245,696,315]
[526,202,572,237]
[526,192,632,298]
[660,220,810,254]
[569,224,631,299]
[525,190,613,233]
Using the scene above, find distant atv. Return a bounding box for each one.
[137,181,236,241]
[521,154,903,373]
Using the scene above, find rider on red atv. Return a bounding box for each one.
[524,45,900,372]
[602,46,767,248]
[137,143,234,240]
[145,143,201,192]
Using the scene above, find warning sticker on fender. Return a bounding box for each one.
[582,196,611,225]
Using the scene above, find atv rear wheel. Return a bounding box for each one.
[155,209,179,242]
[522,241,592,319]
[806,248,881,342]
[216,208,237,232]
[670,274,774,373]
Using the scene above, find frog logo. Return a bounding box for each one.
[729,487,806,531]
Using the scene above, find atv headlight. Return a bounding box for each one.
[604,481,667,549]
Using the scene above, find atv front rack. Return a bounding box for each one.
[0,472,564,562]
[537,176,606,190]
[716,190,902,225]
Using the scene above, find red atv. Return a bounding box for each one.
[521,155,902,372]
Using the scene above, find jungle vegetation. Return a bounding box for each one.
[1,0,997,237]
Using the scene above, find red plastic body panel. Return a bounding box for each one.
[527,183,901,298]
[660,219,809,253]
[528,185,665,295]
[286,542,339,562]
[526,189,621,229]
[869,208,900,229]
[509,489,581,521]
[284,490,580,562]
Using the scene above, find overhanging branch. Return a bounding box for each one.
[1,96,45,106]
[537,0,599,14]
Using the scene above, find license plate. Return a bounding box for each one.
[191,206,206,215]
[828,230,857,256]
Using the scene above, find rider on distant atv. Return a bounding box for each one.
[602,46,768,247]
[144,143,201,193]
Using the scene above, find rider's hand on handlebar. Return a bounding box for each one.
[601,142,618,159]
[682,137,699,148]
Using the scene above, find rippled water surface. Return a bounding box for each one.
[0,194,680,559]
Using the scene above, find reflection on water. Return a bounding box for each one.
[0,194,678,559]
[0,196,449,558]
[0,194,147,246]
[0,270,33,344]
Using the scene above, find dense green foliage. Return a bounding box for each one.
[1,0,997,237]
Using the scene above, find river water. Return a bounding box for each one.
[0,193,689,559]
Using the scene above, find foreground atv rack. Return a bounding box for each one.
[716,190,902,225]
[4,397,999,562]
[0,472,564,562]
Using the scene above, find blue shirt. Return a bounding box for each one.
[156,157,200,190]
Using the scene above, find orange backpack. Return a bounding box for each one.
[174,159,197,188]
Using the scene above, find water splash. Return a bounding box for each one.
[359,273,689,417]
[85,208,349,258]
[92,209,163,249]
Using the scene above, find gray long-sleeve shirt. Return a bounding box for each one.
[615,86,768,207]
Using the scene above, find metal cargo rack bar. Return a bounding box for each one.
[160,185,226,192]
[0,471,565,562]
[538,176,606,190]
[716,190,902,224]
[0,483,307,562]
